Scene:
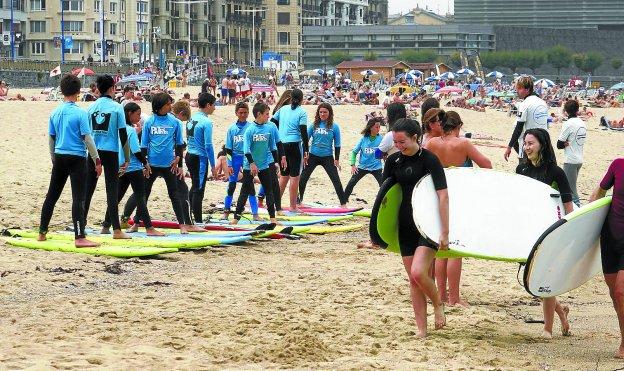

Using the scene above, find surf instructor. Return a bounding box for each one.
[382,118,448,337]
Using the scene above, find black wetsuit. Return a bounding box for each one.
[515,161,573,204]
[382,149,447,256]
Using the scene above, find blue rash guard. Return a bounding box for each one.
[118,126,143,172]
[87,96,126,152]
[272,105,308,143]
[243,122,277,171]
[141,114,184,168]
[308,121,341,157]
[225,121,252,164]
[49,102,91,157]
[186,111,215,168]
[264,121,281,165]
[352,135,383,171]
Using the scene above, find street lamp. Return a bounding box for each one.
[60,0,65,63]
[235,8,265,67]
[170,0,194,57]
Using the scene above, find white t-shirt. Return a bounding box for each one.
[557,117,586,164]
[378,131,398,155]
[516,94,549,157]
[239,77,251,92]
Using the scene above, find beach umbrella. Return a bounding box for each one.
[486,71,505,78]
[609,82,624,90]
[230,68,246,75]
[408,69,423,76]
[314,68,325,75]
[534,78,555,88]
[456,67,475,76]
[72,67,95,77]
[225,68,233,75]
[300,69,321,77]
[326,69,335,75]
[360,69,378,76]
[438,72,457,80]
[388,84,415,94]
[436,86,463,94]
[425,75,439,82]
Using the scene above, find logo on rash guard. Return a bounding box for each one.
[363,147,375,154]
[151,126,169,135]
[91,111,111,132]
[186,120,198,138]
[315,128,329,135]
[253,134,268,141]
[233,135,244,143]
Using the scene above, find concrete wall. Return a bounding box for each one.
[0,70,97,88]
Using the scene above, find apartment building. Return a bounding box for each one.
[0,0,29,59]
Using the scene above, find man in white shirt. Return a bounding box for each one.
[504,76,549,162]
[557,99,587,206]
[238,73,252,99]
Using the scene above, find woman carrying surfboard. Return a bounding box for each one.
[517,128,573,338]
[383,118,448,337]
[590,157,624,358]
[425,111,492,307]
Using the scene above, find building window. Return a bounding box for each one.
[109,23,117,35]
[30,0,45,10]
[277,12,290,25]
[120,0,124,11]
[109,1,116,13]
[94,21,100,33]
[278,32,290,45]
[277,0,289,4]
[136,0,147,13]
[221,4,225,17]
[31,42,45,54]
[62,0,83,11]
[203,2,207,15]
[63,21,83,32]
[204,24,208,38]
[68,41,83,54]
[30,20,46,32]
[220,25,225,39]
[94,0,99,10]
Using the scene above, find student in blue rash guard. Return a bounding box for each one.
[184,93,217,223]
[271,88,309,212]
[232,102,279,224]
[222,102,260,220]
[298,103,346,206]
[134,92,194,233]
[101,102,165,236]
[83,74,132,239]
[257,118,286,214]
[38,74,102,247]
[343,116,384,204]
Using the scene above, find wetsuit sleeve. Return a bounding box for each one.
[552,164,573,203]
[351,138,362,166]
[507,121,524,150]
[225,148,233,156]
[245,153,254,164]
[271,150,279,164]
[349,151,357,166]
[425,152,447,190]
[83,134,100,165]
[48,135,55,160]
[277,141,285,159]
[556,140,566,149]
[300,125,309,153]
[600,159,619,190]
[204,122,216,169]
[381,154,396,181]
[271,109,280,127]
[175,144,184,166]
[135,151,148,166]
[334,147,340,160]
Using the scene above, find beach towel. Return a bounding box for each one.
[600,116,624,131]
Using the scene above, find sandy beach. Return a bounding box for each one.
[1,86,623,369]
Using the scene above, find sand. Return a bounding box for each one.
[1,86,623,369]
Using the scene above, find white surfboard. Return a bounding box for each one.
[412,168,565,262]
[524,196,612,297]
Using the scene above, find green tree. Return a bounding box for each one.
[363,51,378,61]
[328,51,352,66]
[582,51,603,75]
[546,45,573,76]
[514,50,533,72]
[398,49,437,63]
[573,53,586,74]
[479,51,499,70]
[527,50,546,74]
[611,58,623,71]
[447,51,461,67]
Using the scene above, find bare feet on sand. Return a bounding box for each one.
[126,225,139,233]
[100,227,111,234]
[75,238,100,248]
[449,299,470,308]
[185,225,207,233]
[146,228,165,236]
[434,304,446,330]
[356,241,380,249]
[253,214,263,221]
[179,225,189,234]
[112,230,132,239]
[615,345,624,359]
[561,305,571,336]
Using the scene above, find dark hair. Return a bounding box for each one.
[392,118,422,140]
[564,99,579,118]
[123,102,141,126]
[523,128,556,166]
[235,101,249,112]
[60,74,81,96]
[123,85,135,93]
[442,111,463,133]
[273,89,292,114]
[95,74,115,95]
[422,108,446,133]
[217,145,227,158]
[198,92,216,108]
[290,89,303,109]
[386,102,407,130]
[253,102,270,118]
[421,97,440,119]
[313,103,334,129]
[362,117,384,136]
[151,92,172,114]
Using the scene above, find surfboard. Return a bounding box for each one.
[2,238,178,258]
[523,196,612,297]
[232,213,353,223]
[306,223,364,234]
[411,168,566,262]
[206,218,330,227]
[353,209,372,218]
[370,180,402,253]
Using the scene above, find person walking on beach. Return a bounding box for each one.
[220,75,229,105]
[83,74,132,240]
[517,128,572,338]
[557,99,586,207]
[298,103,346,207]
[38,74,101,247]
[382,118,448,337]
[504,76,549,162]
[425,111,492,307]
[589,156,624,358]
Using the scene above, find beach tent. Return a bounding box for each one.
[438,72,457,80]
[486,71,505,78]
[117,74,152,85]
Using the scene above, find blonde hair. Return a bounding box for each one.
[515,76,535,95]
[172,100,191,120]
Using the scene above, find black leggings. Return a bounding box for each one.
[84,150,121,230]
[235,168,275,219]
[299,154,345,205]
[186,152,207,222]
[102,170,153,229]
[343,168,383,203]
[267,164,282,211]
[39,154,88,239]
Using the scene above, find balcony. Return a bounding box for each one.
[190,11,198,19]
[153,7,159,15]
[191,35,198,41]
[172,10,180,17]
[172,32,180,39]
[226,13,263,26]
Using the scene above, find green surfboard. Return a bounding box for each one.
[2,238,178,258]
[353,209,372,218]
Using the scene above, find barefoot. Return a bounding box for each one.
[179,225,189,234]
[561,305,571,336]
[269,218,278,225]
[75,238,100,248]
[252,214,263,221]
[112,230,132,239]
[434,304,446,330]
[37,233,47,241]
[276,210,285,216]
[449,299,470,308]
[615,345,624,359]
[186,225,207,233]
[541,330,553,339]
[222,212,230,220]
[230,219,239,225]
[146,228,166,237]
[126,225,139,233]
[416,330,427,338]
[100,227,111,235]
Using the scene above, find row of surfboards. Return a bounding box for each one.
[370,167,611,299]
[1,208,369,258]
